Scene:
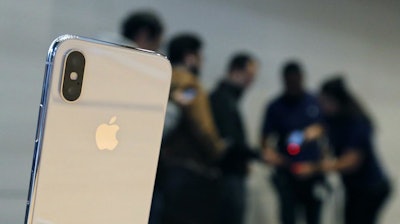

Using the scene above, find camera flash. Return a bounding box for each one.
[70,72,78,81]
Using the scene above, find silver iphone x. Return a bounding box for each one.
[25,35,171,224]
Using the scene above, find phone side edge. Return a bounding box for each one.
[24,36,68,224]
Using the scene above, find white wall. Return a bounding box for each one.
[1,0,399,223]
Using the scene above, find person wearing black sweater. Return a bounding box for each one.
[210,53,259,224]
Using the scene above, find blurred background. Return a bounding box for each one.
[0,0,399,223]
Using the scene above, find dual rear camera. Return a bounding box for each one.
[62,51,85,101]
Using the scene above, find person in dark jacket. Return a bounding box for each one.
[210,53,259,224]
[319,76,391,224]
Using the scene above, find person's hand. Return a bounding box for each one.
[320,159,336,172]
[262,148,286,167]
[291,162,318,178]
[304,124,323,141]
[171,89,195,106]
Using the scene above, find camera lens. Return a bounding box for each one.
[67,86,79,95]
[70,56,83,67]
[62,51,85,101]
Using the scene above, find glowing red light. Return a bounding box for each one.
[287,143,301,156]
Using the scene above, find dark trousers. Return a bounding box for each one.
[345,181,391,224]
[149,187,164,224]
[161,165,220,224]
[219,174,246,224]
[272,172,322,224]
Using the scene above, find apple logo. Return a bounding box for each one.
[95,116,120,150]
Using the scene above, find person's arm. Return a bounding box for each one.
[171,70,225,159]
[184,84,226,158]
[262,142,287,167]
[321,149,363,174]
[304,98,325,141]
[209,92,235,142]
[294,149,363,178]
[322,120,369,174]
[210,93,262,161]
[260,104,287,167]
[304,123,324,142]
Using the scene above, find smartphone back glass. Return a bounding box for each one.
[25,35,171,224]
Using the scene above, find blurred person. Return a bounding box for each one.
[319,76,391,224]
[100,10,163,51]
[260,61,325,224]
[118,10,164,51]
[210,53,260,224]
[159,33,226,224]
